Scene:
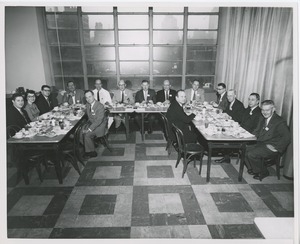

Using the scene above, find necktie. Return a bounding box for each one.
[192,91,196,101]
[20,110,29,124]
[166,91,169,101]
[46,97,50,107]
[229,102,233,110]
[121,91,124,103]
[69,95,73,104]
[144,91,147,102]
[97,90,100,101]
[264,119,268,128]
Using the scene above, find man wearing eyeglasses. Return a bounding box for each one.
[35,85,54,115]
[212,83,228,111]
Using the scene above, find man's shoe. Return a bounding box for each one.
[253,171,269,180]
[83,151,97,159]
[89,151,97,158]
[215,157,230,164]
[247,169,255,175]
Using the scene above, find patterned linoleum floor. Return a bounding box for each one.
[7,129,294,239]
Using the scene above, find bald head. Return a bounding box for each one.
[163,80,171,91]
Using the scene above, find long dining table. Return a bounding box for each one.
[189,105,257,182]
[7,105,86,184]
[109,104,169,141]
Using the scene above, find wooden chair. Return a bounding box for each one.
[171,123,204,178]
[260,152,281,181]
[60,118,87,174]
[7,125,45,185]
[160,113,173,155]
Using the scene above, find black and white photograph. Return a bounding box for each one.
[1,0,299,243]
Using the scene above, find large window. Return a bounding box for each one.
[45,6,219,91]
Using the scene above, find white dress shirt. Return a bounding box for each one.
[92,88,112,105]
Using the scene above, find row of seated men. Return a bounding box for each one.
[7,79,291,180]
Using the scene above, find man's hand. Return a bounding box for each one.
[141,101,146,105]
[266,144,277,152]
[148,100,154,104]
[212,102,218,107]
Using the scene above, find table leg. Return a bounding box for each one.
[238,143,246,182]
[54,145,63,184]
[206,143,212,182]
[141,113,144,141]
[125,113,129,139]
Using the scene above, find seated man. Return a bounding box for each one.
[156,79,177,105]
[58,81,85,105]
[224,89,245,124]
[35,85,54,115]
[215,89,245,164]
[134,80,156,134]
[166,90,197,143]
[7,93,31,131]
[241,93,263,133]
[212,83,228,111]
[92,79,112,107]
[112,79,134,129]
[81,90,107,159]
[245,100,291,180]
[185,80,205,103]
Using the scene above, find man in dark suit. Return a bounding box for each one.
[224,89,245,124]
[166,90,197,143]
[241,93,262,133]
[215,89,245,164]
[246,100,291,180]
[81,90,107,159]
[212,83,228,111]
[35,85,54,115]
[134,80,156,134]
[156,79,177,105]
[60,81,85,105]
[7,93,31,131]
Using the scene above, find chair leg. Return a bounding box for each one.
[182,154,188,178]
[65,153,81,175]
[276,155,281,180]
[199,153,203,175]
[193,156,196,168]
[34,160,43,183]
[175,152,181,168]
[103,135,112,152]
[166,139,171,155]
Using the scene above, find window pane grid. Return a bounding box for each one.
[45,7,219,90]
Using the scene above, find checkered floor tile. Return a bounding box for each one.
[6,130,294,239]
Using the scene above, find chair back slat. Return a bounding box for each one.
[171,123,186,153]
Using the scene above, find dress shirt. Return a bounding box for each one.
[92,88,112,105]
[69,90,76,104]
[219,92,226,104]
[249,105,258,115]
[229,99,235,110]
[265,115,273,127]
[144,90,148,101]
[190,90,195,101]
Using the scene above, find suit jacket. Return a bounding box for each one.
[86,100,107,137]
[225,99,245,124]
[216,92,229,111]
[7,105,31,129]
[185,88,205,103]
[135,89,156,103]
[241,106,262,133]
[156,89,177,103]
[253,113,291,153]
[62,89,85,105]
[112,88,134,104]
[166,100,196,143]
[35,94,54,115]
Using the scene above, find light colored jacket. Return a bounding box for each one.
[185,88,205,103]
[111,88,134,104]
